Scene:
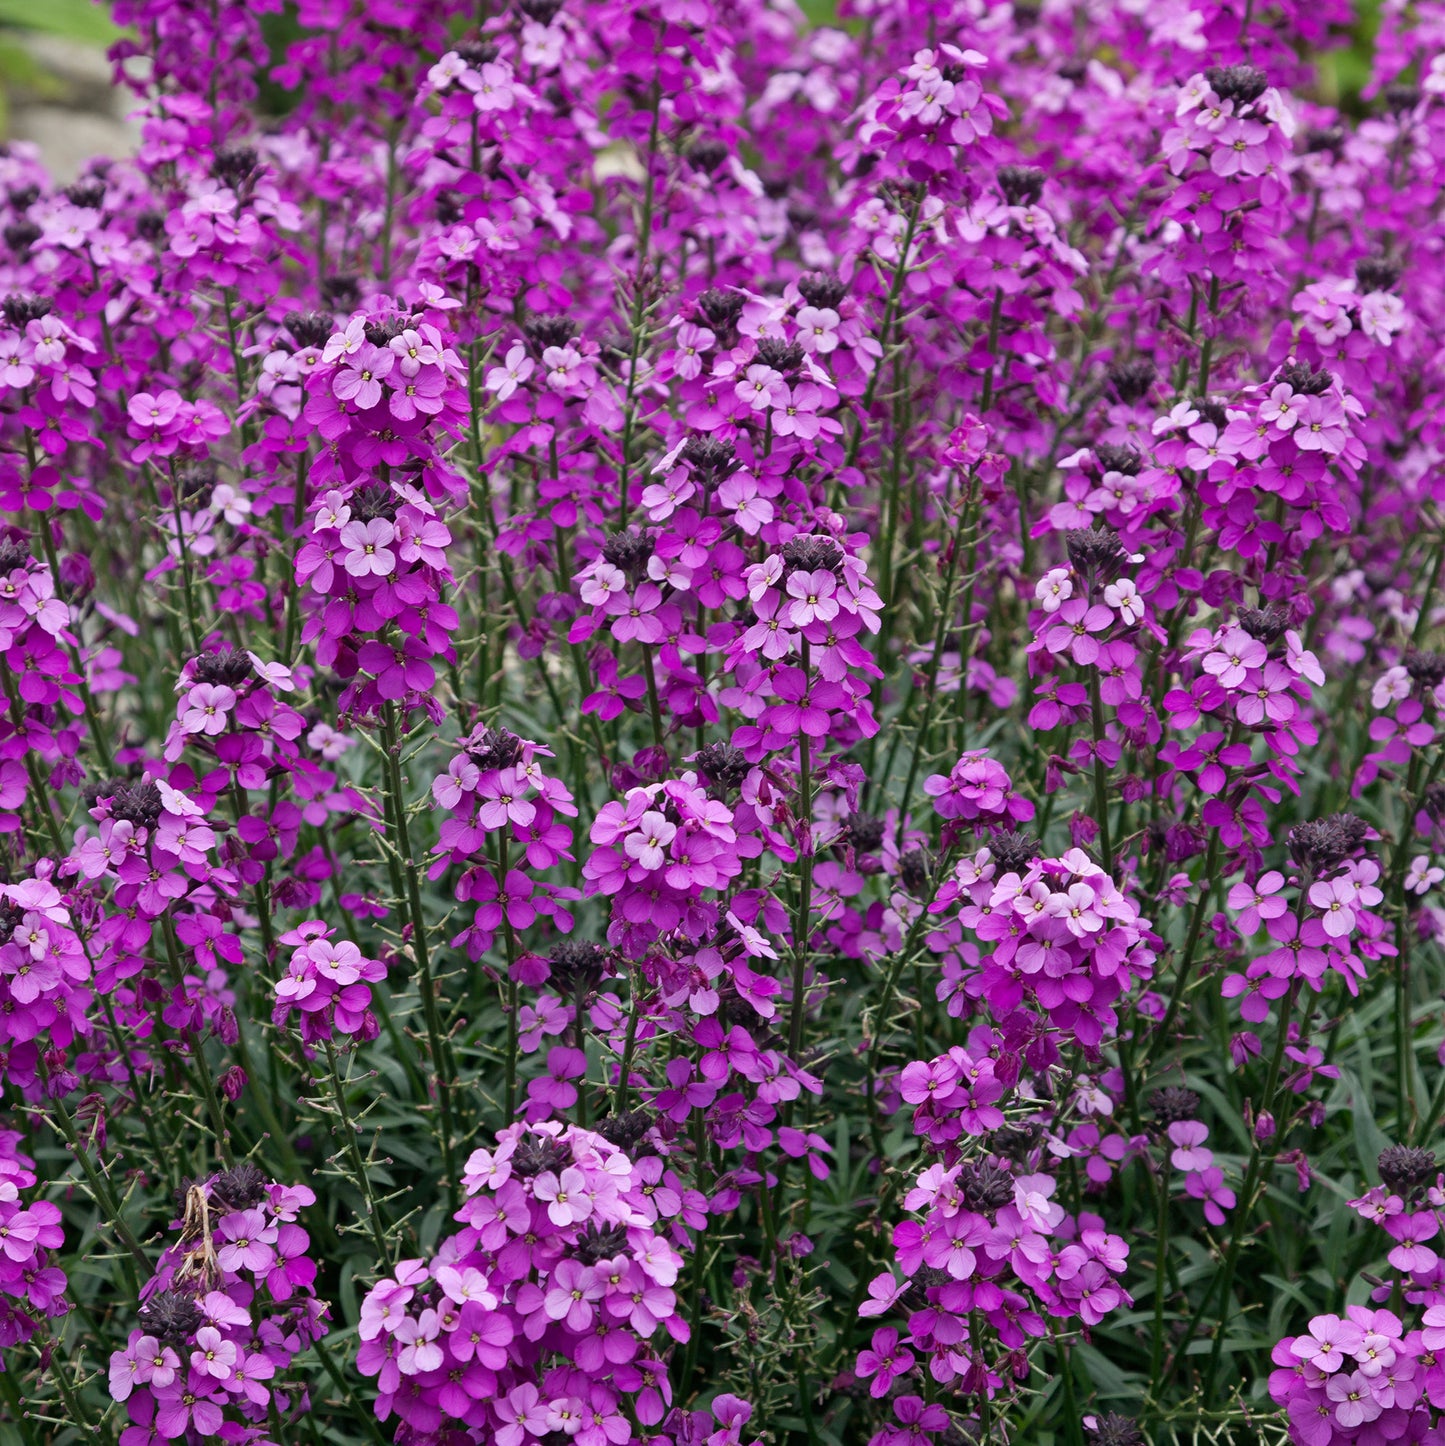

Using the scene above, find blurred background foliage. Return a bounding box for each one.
[0,0,1395,150]
[0,0,119,136]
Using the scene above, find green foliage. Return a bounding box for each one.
[0,0,120,46]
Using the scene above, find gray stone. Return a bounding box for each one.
[10,106,140,185]
[5,34,140,184]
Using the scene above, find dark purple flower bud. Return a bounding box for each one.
[1148,1087,1200,1126]
[796,272,847,309]
[210,1161,268,1210]
[632,745,671,782]
[1378,1144,1436,1193]
[57,550,94,601]
[1083,1414,1145,1446]
[138,1290,205,1348]
[1356,256,1401,293]
[523,313,577,353]
[1203,64,1269,105]
[2,292,50,327]
[997,164,1045,207]
[686,137,729,174]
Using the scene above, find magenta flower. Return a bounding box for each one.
[332,343,394,408]
[339,518,397,577]
[534,1165,593,1227]
[856,1327,916,1397]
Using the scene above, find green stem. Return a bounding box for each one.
[1185,979,1300,1397]
[614,968,643,1112]
[322,1039,392,1264]
[787,649,815,1063]
[382,704,457,1205]
[40,1082,148,1290]
[641,646,666,751]
[1147,831,1223,1064]
[1149,1158,1172,1388]
[899,476,972,821]
[1087,669,1113,875]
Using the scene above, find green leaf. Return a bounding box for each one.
[1338,1065,1391,1183]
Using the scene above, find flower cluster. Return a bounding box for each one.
[271,919,386,1044]
[3,0,1445,1442]
[107,1166,326,1439]
[858,1146,1132,1402]
[0,1134,66,1352]
[356,1122,688,1442]
[930,841,1156,1054]
[583,774,751,956]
